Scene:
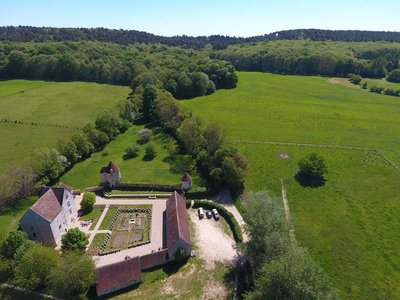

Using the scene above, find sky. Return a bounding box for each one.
[1,0,400,37]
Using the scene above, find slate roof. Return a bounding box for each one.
[181,172,192,182]
[96,257,142,296]
[166,191,191,250]
[100,161,120,174]
[31,189,63,222]
[140,249,168,270]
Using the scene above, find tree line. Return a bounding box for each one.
[212,40,400,78]
[2,26,400,50]
[0,41,237,98]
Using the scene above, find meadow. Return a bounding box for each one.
[60,125,199,190]
[181,72,400,299]
[0,80,129,173]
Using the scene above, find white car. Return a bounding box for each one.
[198,207,204,219]
[212,208,220,220]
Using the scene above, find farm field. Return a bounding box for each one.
[181,72,400,299]
[0,80,129,174]
[60,125,200,190]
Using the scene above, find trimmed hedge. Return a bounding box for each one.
[114,183,181,192]
[192,200,243,243]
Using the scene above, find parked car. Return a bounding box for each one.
[206,210,212,219]
[198,207,204,219]
[212,208,220,220]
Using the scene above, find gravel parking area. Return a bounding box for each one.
[189,209,237,269]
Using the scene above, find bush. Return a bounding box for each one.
[145,143,157,159]
[139,128,153,143]
[348,73,362,85]
[192,200,243,243]
[80,192,96,212]
[296,153,327,187]
[369,85,384,94]
[384,88,396,96]
[61,228,89,253]
[361,81,368,89]
[387,69,400,83]
[125,144,140,159]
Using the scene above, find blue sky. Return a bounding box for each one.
[1,0,399,37]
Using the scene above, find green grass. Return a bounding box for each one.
[364,78,400,89]
[0,80,129,174]
[0,197,38,242]
[98,205,151,230]
[61,125,200,190]
[0,79,47,97]
[79,205,105,230]
[181,72,400,299]
[87,233,108,256]
[181,72,400,164]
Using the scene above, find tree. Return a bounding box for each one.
[71,133,94,158]
[142,84,158,120]
[82,123,109,150]
[348,73,362,84]
[139,128,152,143]
[245,244,338,300]
[297,153,328,184]
[80,192,96,212]
[31,148,65,182]
[57,139,79,164]
[49,252,96,298]
[61,228,89,253]
[204,122,226,154]
[145,143,157,159]
[387,69,400,83]
[12,244,61,290]
[154,92,184,135]
[95,109,123,139]
[177,117,205,155]
[1,231,30,259]
[125,145,140,159]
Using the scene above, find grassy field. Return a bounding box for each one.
[0,80,129,173]
[79,205,105,230]
[181,72,400,299]
[61,125,199,190]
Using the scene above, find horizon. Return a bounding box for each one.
[1,0,400,37]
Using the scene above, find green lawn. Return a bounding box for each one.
[61,125,199,190]
[0,197,38,241]
[79,205,105,230]
[98,205,151,230]
[0,80,129,174]
[181,72,400,299]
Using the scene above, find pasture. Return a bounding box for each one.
[0,80,129,173]
[181,72,400,299]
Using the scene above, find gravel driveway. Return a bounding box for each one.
[189,210,237,269]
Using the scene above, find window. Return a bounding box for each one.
[32,233,37,238]
[67,201,70,207]
[66,194,68,199]
[69,209,72,214]
[59,225,62,229]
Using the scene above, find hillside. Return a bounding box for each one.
[180,72,400,299]
[0,80,129,173]
[2,26,400,49]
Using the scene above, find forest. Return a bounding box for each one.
[0,41,237,99]
[2,26,400,50]
[212,40,400,78]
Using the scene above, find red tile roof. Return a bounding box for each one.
[140,249,168,270]
[100,161,120,174]
[166,191,191,250]
[96,257,142,296]
[181,172,192,182]
[31,189,63,222]
[58,182,74,193]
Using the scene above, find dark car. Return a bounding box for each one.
[206,210,212,219]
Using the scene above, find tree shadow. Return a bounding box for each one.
[162,154,195,174]
[295,171,326,188]
[142,154,155,161]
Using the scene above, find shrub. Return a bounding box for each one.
[369,86,384,94]
[348,73,362,85]
[387,69,400,83]
[139,128,152,143]
[192,200,243,243]
[125,144,140,159]
[81,192,96,212]
[145,143,157,159]
[361,81,368,89]
[384,88,396,96]
[296,153,327,187]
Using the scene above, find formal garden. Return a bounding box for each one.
[88,205,152,256]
